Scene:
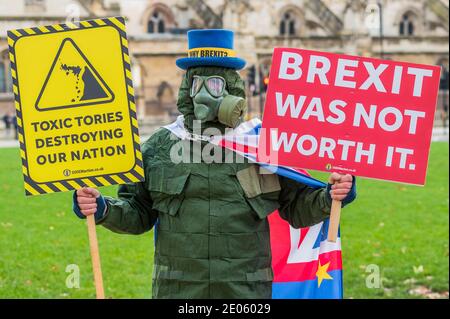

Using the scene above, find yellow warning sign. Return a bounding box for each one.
[7,17,144,196]
[36,38,114,111]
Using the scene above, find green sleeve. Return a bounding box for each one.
[97,182,158,235]
[277,176,332,229]
[96,138,158,235]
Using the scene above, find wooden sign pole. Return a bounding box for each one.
[327,199,341,242]
[86,214,105,299]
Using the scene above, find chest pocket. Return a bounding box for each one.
[236,165,281,219]
[148,166,190,216]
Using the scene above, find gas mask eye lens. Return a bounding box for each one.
[191,76,203,97]
[190,75,226,98]
[206,77,225,97]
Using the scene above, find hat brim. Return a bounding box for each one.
[176,57,246,70]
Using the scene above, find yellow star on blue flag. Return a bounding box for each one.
[316,260,333,287]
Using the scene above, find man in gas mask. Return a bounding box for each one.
[73,29,356,299]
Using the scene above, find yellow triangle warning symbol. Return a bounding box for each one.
[35,38,114,111]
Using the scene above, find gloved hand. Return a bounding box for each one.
[72,187,107,221]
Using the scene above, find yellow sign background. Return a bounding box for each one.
[8,18,144,195]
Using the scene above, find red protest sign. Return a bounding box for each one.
[258,48,441,185]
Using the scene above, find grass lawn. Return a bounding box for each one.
[0,142,448,298]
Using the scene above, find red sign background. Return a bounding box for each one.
[258,48,441,185]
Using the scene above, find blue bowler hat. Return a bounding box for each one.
[176,29,246,70]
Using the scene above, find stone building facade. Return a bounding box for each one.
[0,0,448,124]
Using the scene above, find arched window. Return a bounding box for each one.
[144,3,176,35]
[280,11,297,36]
[0,63,5,93]
[148,11,166,33]
[157,81,174,109]
[399,12,415,36]
[0,51,12,94]
[438,59,449,91]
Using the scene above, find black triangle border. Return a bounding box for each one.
[35,37,115,111]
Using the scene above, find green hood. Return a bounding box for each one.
[177,66,246,132]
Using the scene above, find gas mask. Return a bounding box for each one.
[190,75,247,128]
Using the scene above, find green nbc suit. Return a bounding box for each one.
[93,67,342,299]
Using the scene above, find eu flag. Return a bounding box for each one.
[270,213,343,299]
